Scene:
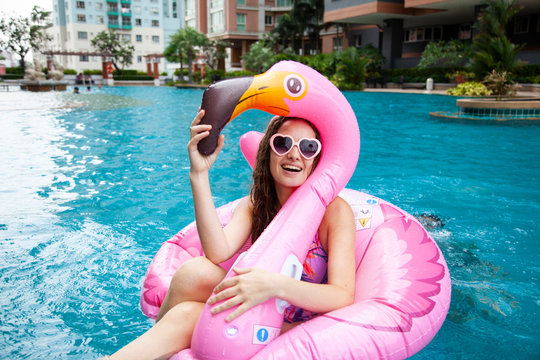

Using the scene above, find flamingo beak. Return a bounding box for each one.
[197,72,291,155]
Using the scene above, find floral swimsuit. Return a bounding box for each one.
[283,233,328,323]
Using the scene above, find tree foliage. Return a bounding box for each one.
[270,0,324,55]
[418,40,472,71]
[0,6,52,68]
[472,0,524,78]
[164,27,208,83]
[91,29,135,71]
[242,40,275,73]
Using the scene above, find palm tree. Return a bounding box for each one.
[164,27,208,83]
[472,0,524,78]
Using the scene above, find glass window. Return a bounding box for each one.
[152,19,159,27]
[265,15,272,26]
[236,0,244,5]
[122,17,131,26]
[237,13,246,31]
[276,0,291,6]
[80,55,89,62]
[76,1,85,9]
[136,34,142,42]
[96,2,103,11]
[459,24,471,39]
[333,36,343,52]
[77,14,86,22]
[151,7,159,15]
[122,34,131,41]
[514,16,529,34]
[137,56,143,63]
[108,15,118,25]
[97,16,104,24]
[78,31,87,39]
[135,18,142,26]
[152,35,159,43]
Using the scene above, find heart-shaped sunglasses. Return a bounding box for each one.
[269,134,321,160]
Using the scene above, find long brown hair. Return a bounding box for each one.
[249,116,321,243]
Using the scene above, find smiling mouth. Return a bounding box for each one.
[282,164,302,172]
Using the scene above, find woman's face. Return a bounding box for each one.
[269,119,318,192]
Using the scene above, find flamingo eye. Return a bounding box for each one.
[284,74,306,98]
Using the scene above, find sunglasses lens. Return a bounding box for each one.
[272,135,292,155]
[299,139,319,159]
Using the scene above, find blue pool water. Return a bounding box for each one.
[1,86,539,359]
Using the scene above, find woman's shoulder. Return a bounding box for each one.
[325,196,353,218]
[320,196,354,231]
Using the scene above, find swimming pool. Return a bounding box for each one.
[1,86,538,359]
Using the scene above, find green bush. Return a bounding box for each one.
[113,75,154,81]
[64,69,77,75]
[0,73,24,79]
[83,69,103,75]
[5,67,25,74]
[446,81,492,96]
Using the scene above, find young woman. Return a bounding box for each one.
[107,111,356,360]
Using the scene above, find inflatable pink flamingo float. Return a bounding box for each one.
[140,61,451,359]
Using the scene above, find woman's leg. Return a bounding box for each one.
[110,301,204,360]
[157,256,226,321]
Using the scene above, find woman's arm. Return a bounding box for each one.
[207,196,356,321]
[188,110,252,264]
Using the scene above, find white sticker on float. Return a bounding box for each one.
[252,325,281,345]
[352,205,373,230]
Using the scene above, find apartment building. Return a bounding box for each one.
[47,0,183,72]
[184,0,293,69]
[323,0,540,68]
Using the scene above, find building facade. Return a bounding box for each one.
[47,0,183,72]
[322,0,540,68]
[184,0,293,70]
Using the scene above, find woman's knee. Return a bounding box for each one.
[169,257,226,299]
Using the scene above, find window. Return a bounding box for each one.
[76,1,85,9]
[237,13,246,31]
[234,0,243,5]
[135,18,142,26]
[353,34,362,47]
[80,55,89,62]
[514,16,529,34]
[136,34,142,42]
[134,6,141,14]
[265,15,272,26]
[121,4,131,14]
[210,10,224,32]
[333,36,343,52]
[108,3,118,12]
[152,19,159,27]
[97,16,104,24]
[122,34,131,41]
[77,31,88,39]
[152,35,160,43]
[276,0,291,6]
[459,24,471,39]
[108,15,118,25]
[137,56,143,63]
[404,26,442,43]
[77,14,86,22]
[96,2,103,11]
[151,7,159,15]
[122,17,131,26]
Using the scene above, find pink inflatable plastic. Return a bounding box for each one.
[140,61,451,359]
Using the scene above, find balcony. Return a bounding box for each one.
[107,0,117,3]
[108,11,119,16]
[121,0,131,3]
[108,23,120,28]
[122,24,132,29]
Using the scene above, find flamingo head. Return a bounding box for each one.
[198,61,360,204]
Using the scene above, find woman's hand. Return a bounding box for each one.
[207,267,280,322]
[187,109,225,175]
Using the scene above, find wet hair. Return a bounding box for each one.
[249,116,321,243]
